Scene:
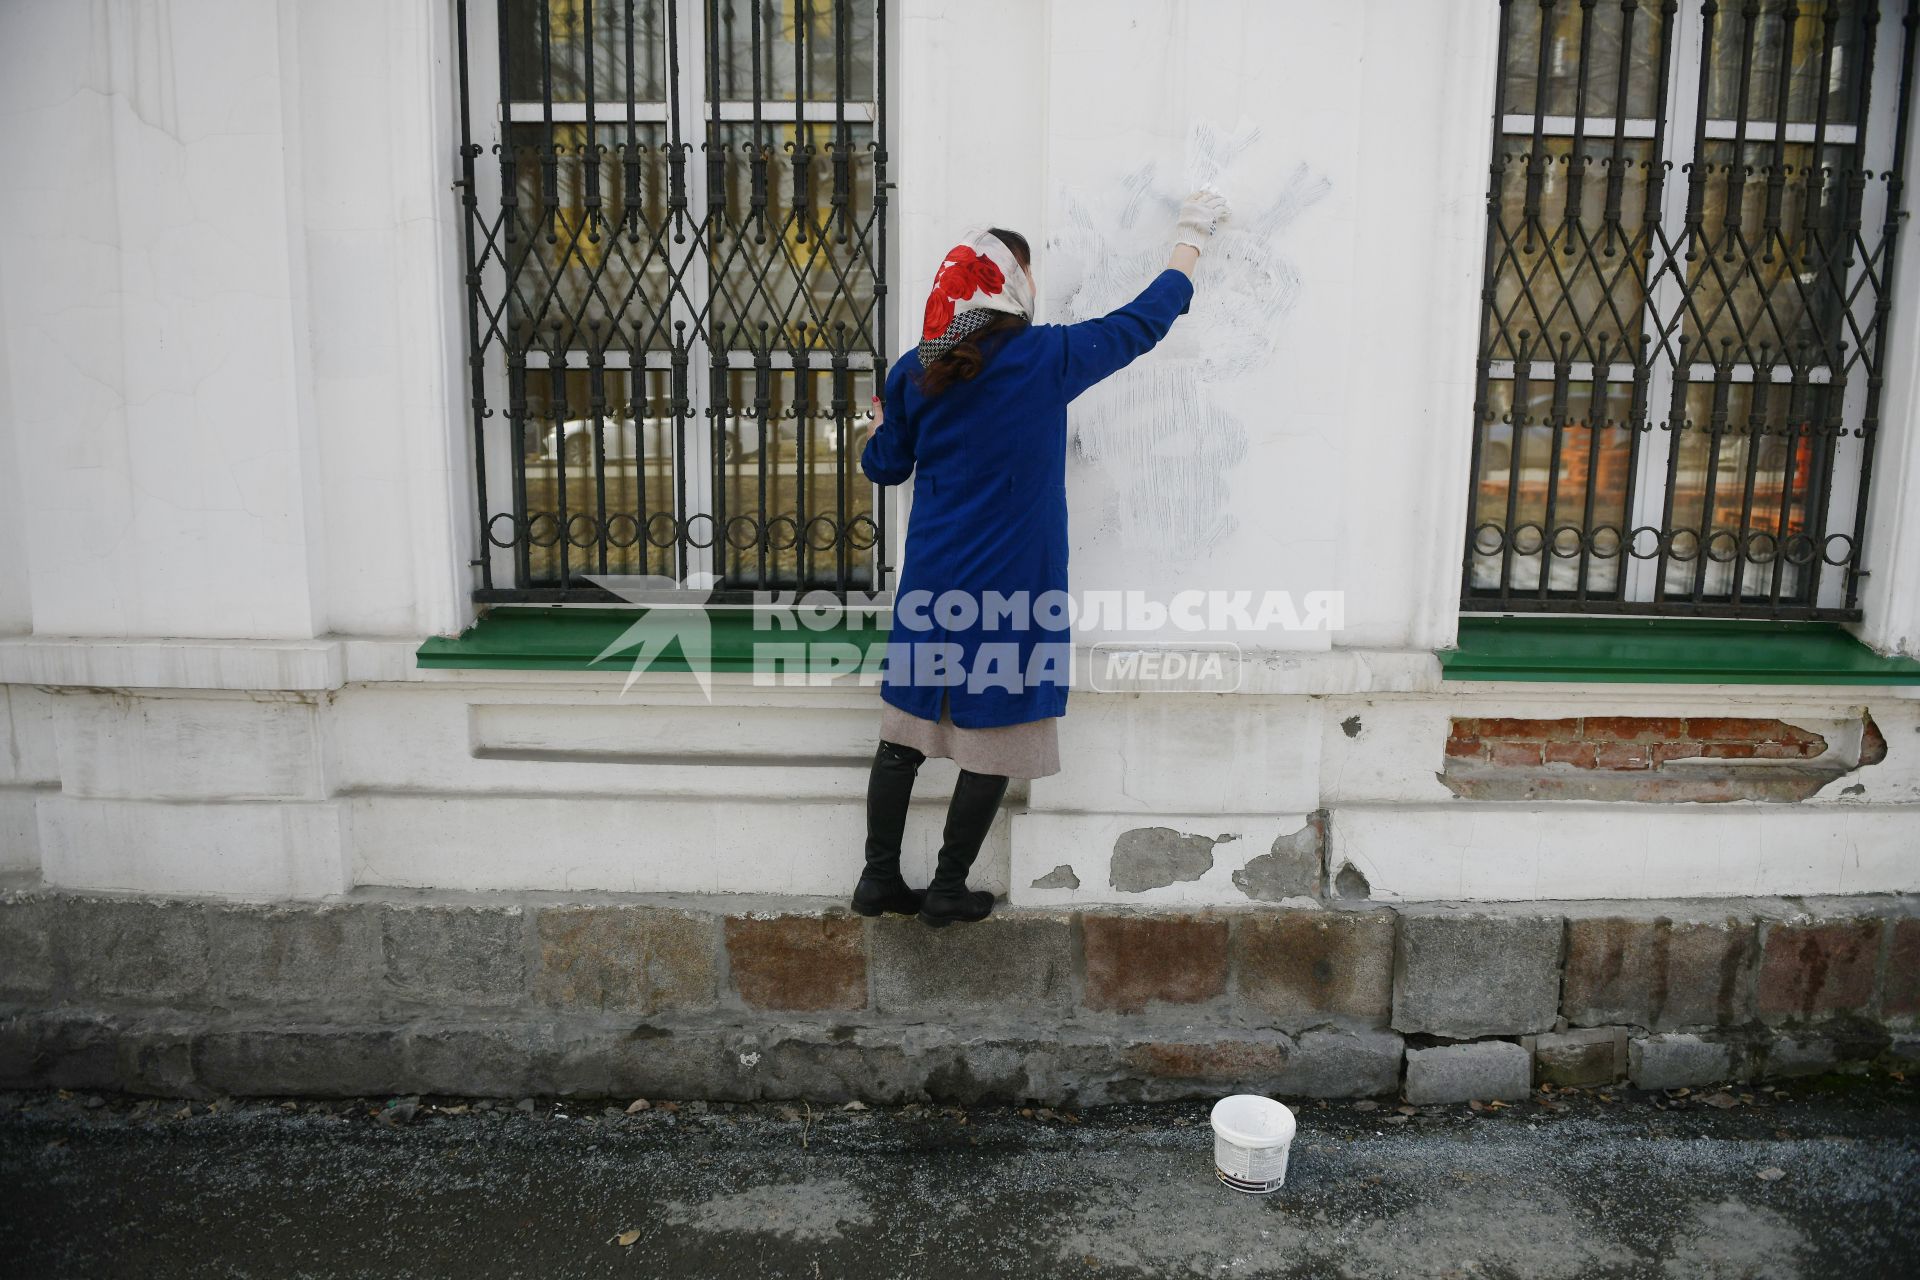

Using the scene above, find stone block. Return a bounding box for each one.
[402,1022,540,1098]
[1391,907,1562,1038]
[382,904,527,1010]
[1236,909,1394,1030]
[1755,918,1880,1021]
[0,894,52,1001]
[193,1025,406,1097]
[205,904,382,1009]
[533,905,716,1015]
[1759,1035,1840,1080]
[1880,917,1920,1020]
[1081,914,1227,1014]
[56,897,210,1005]
[725,914,866,1012]
[1403,1040,1531,1104]
[1272,1028,1404,1098]
[870,913,1071,1016]
[1562,912,1755,1030]
[1627,1033,1736,1090]
[1122,1035,1293,1083]
[1532,1026,1621,1087]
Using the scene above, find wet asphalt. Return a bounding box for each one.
[1,1071,1917,1279]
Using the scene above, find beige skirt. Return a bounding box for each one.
[879,697,1061,780]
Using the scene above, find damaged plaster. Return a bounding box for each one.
[1030,864,1081,891]
[1232,816,1324,901]
[1110,828,1235,893]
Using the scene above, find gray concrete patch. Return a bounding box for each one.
[1391,907,1563,1038]
[1232,821,1320,902]
[1110,828,1233,893]
[1631,1033,1738,1090]
[1404,1040,1531,1104]
[1029,865,1080,891]
[1659,1200,1808,1280]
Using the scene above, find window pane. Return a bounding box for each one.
[505,123,681,352]
[1682,140,1853,362]
[505,0,670,104]
[711,0,876,103]
[717,367,876,589]
[1660,380,1830,602]
[1470,379,1637,594]
[706,121,879,353]
[1704,0,1863,125]
[1504,0,1668,120]
[519,368,682,585]
[1488,138,1653,362]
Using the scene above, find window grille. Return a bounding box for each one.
[455,0,889,601]
[1466,0,1917,619]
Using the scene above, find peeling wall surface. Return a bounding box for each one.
[2,1,1920,909]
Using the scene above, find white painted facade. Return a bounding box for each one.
[1,0,1918,905]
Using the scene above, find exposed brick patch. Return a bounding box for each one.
[1443,713,1853,802]
[1082,915,1227,1014]
[1860,711,1888,767]
[724,914,866,1013]
[1755,919,1881,1022]
[1236,911,1394,1029]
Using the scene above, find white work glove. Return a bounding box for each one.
[1174,188,1231,250]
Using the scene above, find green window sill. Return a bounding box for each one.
[1441,616,1920,685]
[415,606,888,673]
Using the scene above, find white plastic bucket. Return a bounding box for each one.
[1209,1094,1296,1194]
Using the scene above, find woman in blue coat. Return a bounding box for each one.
[853,190,1231,927]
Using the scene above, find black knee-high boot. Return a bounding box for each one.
[918,768,1009,928]
[852,740,928,917]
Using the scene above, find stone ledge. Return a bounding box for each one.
[0,1007,1402,1106]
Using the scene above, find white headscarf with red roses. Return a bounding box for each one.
[917,227,1034,366]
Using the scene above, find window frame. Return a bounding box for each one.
[455,0,892,604]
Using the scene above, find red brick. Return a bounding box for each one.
[1861,713,1888,767]
[1695,742,1759,760]
[1236,911,1394,1029]
[1488,740,1546,767]
[1581,716,1686,741]
[726,915,867,1012]
[1593,742,1653,770]
[1081,915,1227,1014]
[1750,739,1825,760]
[1454,717,1582,741]
[1755,919,1881,1021]
[1445,734,1485,760]
[1684,717,1823,745]
[1543,741,1600,768]
[1650,740,1705,765]
[1883,919,1920,1019]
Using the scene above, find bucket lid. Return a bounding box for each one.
[1210,1094,1295,1148]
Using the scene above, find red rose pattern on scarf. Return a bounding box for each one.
[921,245,1007,340]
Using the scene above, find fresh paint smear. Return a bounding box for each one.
[1051,120,1329,565]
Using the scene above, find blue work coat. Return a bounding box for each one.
[862,268,1195,728]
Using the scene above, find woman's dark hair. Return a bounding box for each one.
[916,228,1031,397]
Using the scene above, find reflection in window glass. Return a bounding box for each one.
[718,368,875,588]
[505,0,670,104]
[1471,380,1637,595]
[1661,381,1829,601]
[1503,0,1667,121]
[1704,0,1861,125]
[520,368,681,585]
[711,0,876,103]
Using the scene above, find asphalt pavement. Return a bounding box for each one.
[2,1070,1917,1278]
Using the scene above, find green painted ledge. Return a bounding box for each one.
[1442,616,1920,685]
[415,606,888,673]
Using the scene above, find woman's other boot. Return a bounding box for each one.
[918,768,1010,927]
[852,740,928,917]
